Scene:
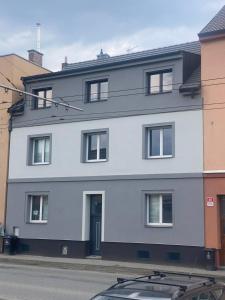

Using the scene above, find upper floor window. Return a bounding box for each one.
[27,135,52,166]
[148,70,172,94]
[86,132,107,162]
[32,136,50,164]
[146,193,173,226]
[143,124,174,159]
[28,194,48,223]
[87,80,108,102]
[33,87,52,109]
[81,130,109,163]
[148,126,173,158]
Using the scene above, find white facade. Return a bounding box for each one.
[9,110,203,179]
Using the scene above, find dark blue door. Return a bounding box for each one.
[90,195,102,256]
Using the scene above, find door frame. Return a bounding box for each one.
[82,191,105,243]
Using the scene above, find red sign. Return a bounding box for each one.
[206,197,215,207]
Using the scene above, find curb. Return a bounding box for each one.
[0,257,148,275]
[0,256,225,280]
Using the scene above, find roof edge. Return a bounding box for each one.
[22,50,196,83]
[0,53,51,72]
[198,28,225,40]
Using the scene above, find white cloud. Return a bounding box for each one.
[44,25,198,71]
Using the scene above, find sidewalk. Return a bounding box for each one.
[0,254,225,279]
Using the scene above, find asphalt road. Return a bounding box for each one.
[0,263,127,300]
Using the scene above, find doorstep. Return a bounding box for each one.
[86,255,102,260]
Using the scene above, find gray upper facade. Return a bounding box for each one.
[11,41,201,128]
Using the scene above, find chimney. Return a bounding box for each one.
[97,49,110,60]
[28,49,43,66]
[62,56,68,70]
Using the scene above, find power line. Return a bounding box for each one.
[9,100,225,129]
[1,74,225,128]
[24,72,225,102]
[0,83,83,111]
[21,79,225,105]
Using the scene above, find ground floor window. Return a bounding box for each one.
[146,193,173,226]
[28,195,48,223]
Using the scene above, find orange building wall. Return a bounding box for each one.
[202,39,225,172]
[0,54,49,226]
[201,37,225,251]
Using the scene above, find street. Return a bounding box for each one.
[0,263,127,300]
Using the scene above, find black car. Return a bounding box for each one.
[91,271,225,300]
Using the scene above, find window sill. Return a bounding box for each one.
[145,224,173,228]
[29,221,48,224]
[146,155,173,159]
[146,91,172,96]
[31,106,52,110]
[84,159,107,163]
[31,162,51,166]
[85,99,108,104]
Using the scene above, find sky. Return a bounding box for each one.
[1,0,224,71]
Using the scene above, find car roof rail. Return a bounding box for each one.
[115,276,188,292]
[113,271,216,293]
[153,271,216,284]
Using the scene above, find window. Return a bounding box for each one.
[29,136,51,165]
[33,88,52,109]
[85,132,107,162]
[148,70,172,94]
[146,194,173,226]
[191,292,215,300]
[147,125,173,158]
[87,80,108,102]
[28,195,48,223]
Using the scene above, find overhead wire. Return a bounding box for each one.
[1,73,225,128]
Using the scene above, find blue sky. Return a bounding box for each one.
[1,0,224,70]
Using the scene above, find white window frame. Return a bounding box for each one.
[82,191,105,242]
[32,137,50,165]
[147,127,172,159]
[86,133,107,162]
[29,195,48,224]
[146,194,173,227]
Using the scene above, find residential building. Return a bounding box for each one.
[6,41,204,265]
[0,51,49,230]
[199,5,225,267]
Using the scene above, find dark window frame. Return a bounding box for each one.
[147,69,172,95]
[32,87,52,110]
[86,79,109,102]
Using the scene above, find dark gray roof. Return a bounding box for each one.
[199,5,225,37]
[23,41,201,82]
[63,41,200,71]
[185,66,201,85]
[179,66,201,93]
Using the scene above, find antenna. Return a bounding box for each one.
[126,45,138,54]
[36,22,41,52]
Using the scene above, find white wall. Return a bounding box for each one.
[9,110,203,179]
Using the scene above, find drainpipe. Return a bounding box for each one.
[4,114,13,235]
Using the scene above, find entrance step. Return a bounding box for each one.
[86,255,102,260]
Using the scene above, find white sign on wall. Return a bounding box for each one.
[206,197,215,207]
